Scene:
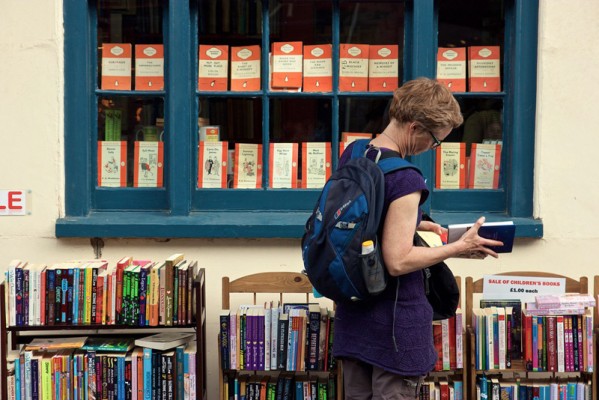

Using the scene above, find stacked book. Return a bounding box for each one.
[4,254,198,327]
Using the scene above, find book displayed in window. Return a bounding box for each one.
[435,142,467,189]
[198,44,229,91]
[468,46,501,92]
[339,44,369,92]
[301,142,331,189]
[341,132,372,144]
[269,143,298,189]
[303,44,332,92]
[368,45,398,92]
[436,47,466,92]
[101,43,132,90]
[97,141,127,187]
[197,141,228,188]
[134,44,164,91]
[230,45,261,91]
[199,125,220,142]
[133,141,164,188]
[447,220,515,253]
[469,143,501,189]
[271,42,303,90]
[233,143,263,188]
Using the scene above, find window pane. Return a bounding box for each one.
[97,96,165,188]
[197,98,263,189]
[339,97,390,139]
[97,1,164,91]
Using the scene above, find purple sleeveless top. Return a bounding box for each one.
[332,142,437,376]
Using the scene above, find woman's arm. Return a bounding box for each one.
[380,192,503,276]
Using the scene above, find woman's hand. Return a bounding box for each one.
[457,216,504,258]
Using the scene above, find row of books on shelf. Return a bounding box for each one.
[437,46,502,92]
[101,42,502,93]
[101,44,164,91]
[98,140,164,188]
[4,254,197,327]
[7,334,197,400]
[471,294,596,373]
[420,379,463,400]
[222,371,337,400]
[432,311,464,371]
[436,142,503,190]
[475,376,591,400]
[219,303,336,372]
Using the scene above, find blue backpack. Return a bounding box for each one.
[301,139,422,303]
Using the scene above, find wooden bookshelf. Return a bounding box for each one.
[0,267,207,400]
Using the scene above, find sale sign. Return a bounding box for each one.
[0,190,29,215]
[482,274,565,303]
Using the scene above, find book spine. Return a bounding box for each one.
[220,312,231,370]
[23,269,30,326]
[572,315,580,371]
[165,262,174,326]
[143,348,153,400]
[257,310,265,371]
[139,266,148,326]
[30,356,39,400]
[277,315,288,370]
[90,267,98,324]
[307,308,320,371]
[576,315,584,372]
[72,268,80,325]
[15,267,24,326]
[586,311,593,372]
[66,268,74,324]
[40,269,47,326]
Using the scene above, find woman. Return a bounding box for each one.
[333,78,503,400]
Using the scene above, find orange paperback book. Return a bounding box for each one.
[271,42,303,89]
[233,143,263,188]
[101,43,132,90]
[469,143,501,189]
[341,132,372,144]
[368,45,398,92]
[231,45,261,91]
[197,141,228,188]
[301,142,331,189]
[435,142,467,189]
[98,141,127,187]
[339,44,369,92]
[198,45,229,91]
[436,47,466,92]
[133,141,164,187]
[468,46,501,92]
[135,44,164,90]
[303,44,332,92]
[269,143,298,188]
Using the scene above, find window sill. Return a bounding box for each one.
[56,211,543,239]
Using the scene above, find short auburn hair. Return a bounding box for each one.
[389,77,464,132]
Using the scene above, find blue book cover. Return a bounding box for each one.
[478,375,488,400]
[448,221,515,253]
[143,348,153,400]
[453,380,463,400]
[176,345,185,400]
[117,354,125,400]
[14,356,21,400]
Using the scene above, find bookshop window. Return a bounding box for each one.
[59,0,540,238]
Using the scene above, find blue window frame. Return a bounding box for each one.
[57,0,542,238]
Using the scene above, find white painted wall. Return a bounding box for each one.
[1,1,598,398]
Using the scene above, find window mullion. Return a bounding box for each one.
[409,0,436,214]
[508,0,538,217]
[166,0,193,215]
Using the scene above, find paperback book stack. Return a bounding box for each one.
[4,254,198,328]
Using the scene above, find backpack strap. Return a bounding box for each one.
[349,139,422,176]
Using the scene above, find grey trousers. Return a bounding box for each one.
[342,358,425,400]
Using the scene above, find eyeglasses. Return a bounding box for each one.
[427,129,442,149]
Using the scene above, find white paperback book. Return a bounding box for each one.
[134,332,195,351]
